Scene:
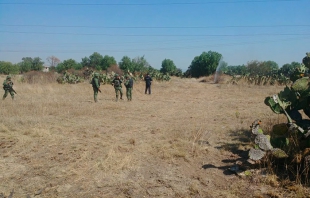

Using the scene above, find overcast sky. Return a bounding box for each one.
[0,0,309,71]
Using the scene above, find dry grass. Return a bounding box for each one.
[0,74,309,197]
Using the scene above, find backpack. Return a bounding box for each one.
[114,79,120,87]
[91,77,100,87]
[129,79,133,88]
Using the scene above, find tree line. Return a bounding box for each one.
[0,51,302,78]
[222,61,302,78]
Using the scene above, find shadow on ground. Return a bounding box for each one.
[202,128,254,175]
[201,163,237,176]
[216,127,252,158]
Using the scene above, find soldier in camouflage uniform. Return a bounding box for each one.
[111,74,123,101]
[91,73,101,102]
[124,75,133,101]
[2,75,15,100]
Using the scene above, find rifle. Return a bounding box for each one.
[4,83,17,94]
[10,87,17,94]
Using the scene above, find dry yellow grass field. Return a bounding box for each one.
[0,74,309,197]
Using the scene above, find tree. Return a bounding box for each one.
[101,55,117,70]
[46,56,60,67]
[247,60,279,76]
[19,57,44,72]
[223,65,247,76]
[19,57,33,73]
[119,56,133,72]
[32,57,44,71]
[186,51,222,77]
[264,60,279,70]
[56,59,80,73]
[0,61,20,74]
[131,56,151,73]
[89,52,104,70]
[160,59,177,75]
[280,61,301,77]
[81,56,91,68]
[174,68,183,77]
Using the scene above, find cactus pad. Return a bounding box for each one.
[255,134,273,151]
[249,148,266,160]
[291,77,309,92]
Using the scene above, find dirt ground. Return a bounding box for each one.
[0,75,309,198]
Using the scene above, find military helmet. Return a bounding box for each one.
[6,75,11,79]
[94,73,99,77]
[115,74,119,77]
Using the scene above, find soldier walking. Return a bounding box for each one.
[144,73,153,94]
[2,75,15,100]
[91,73,101,102]
[111,74,123,101]
[124,75,133,101]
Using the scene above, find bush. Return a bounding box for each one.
[22,71,60,84]
[107,64,123,76]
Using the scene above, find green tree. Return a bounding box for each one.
[89,52,104,70]
[264,60,279,70]
[224,65,247,76]
[81,56,91,68]
[174,68,183,77]
[280,61,301,77]
[18,57,44,72]
[247,60,279,76]
[0,61,20,74]
[119,56,133,72]
[19,57,33,73]
[56,59,79,73]
[73,63,83,70]
[160,59,177,75]
[186,51,222,77]
[32,57,44,71]
[101,55,117,70]
[132,56,151,73]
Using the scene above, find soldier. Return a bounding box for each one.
[2,75,15,100]
[144,73,153,94]
[124,75,133,101]
[111,74,123,101]
[91,73,101,102]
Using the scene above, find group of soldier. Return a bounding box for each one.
[91,73,152,102]
[2,73,152,102]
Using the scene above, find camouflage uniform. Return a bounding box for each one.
[91,73,100,102]
[2,75,15,100]
[124,75,133,101]
[111,74,123,101]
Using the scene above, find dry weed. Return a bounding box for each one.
[0,75,307,197]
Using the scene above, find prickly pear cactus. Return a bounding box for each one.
[57,71,83,84]
[249,120,288,161]
[254,53,310,166]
